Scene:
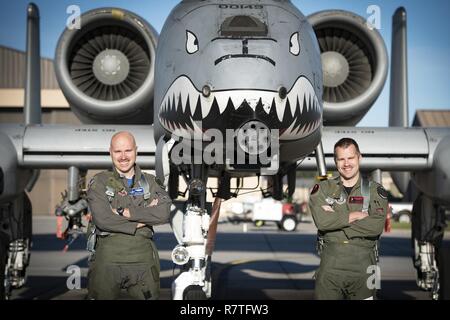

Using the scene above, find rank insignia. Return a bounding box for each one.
[377,186,388,199]
[311,184,319,195]
[88,178,95,190]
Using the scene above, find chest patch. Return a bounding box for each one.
[129,187,144,196]
[117,189,127,196]
[349,196,364,204]
[321,205,335,213]
[335,195,346,205]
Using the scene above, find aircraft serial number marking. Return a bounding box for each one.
[74,128,115,132]
[219,4,264,9]
[334,130,375,134]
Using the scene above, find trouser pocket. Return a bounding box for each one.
[122,264,160,300]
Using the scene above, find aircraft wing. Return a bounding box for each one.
[1,124,155,170]
[3,122,448,207]
[300,126,450,171]
[3,124,448,173]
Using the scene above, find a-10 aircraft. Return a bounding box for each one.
[0,0,449,300]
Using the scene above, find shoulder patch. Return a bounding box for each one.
[311,184,320,195]
[107,177,123,191]
[88,171,112,191]
[377,186,388,199]
[143,173,164,188]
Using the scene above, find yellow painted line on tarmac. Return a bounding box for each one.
[229,259,261,265]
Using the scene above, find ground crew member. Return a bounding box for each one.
[309,138,388,300]
[86,131,171,300]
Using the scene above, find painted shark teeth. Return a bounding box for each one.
[158,75,322,140]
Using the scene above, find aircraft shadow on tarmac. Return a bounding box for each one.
[14,229,446,300]
[30,231,425,258]
[14,259,431,300]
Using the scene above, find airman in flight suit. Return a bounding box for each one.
[309,138,388,300]
[86,131,171,300]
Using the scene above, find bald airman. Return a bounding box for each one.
[86,131,171,300]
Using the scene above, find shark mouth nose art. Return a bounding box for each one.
[158,76,322,140]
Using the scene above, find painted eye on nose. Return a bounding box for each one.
[289,32,300,55]
[186,30,199,54]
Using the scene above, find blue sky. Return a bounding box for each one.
[0,0,448,126]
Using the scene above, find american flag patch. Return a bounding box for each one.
[321,205,335,213]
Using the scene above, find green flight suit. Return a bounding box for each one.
[86,165,172,300]
[309,176,388,300]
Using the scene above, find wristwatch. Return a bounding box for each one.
[117,207,124,216]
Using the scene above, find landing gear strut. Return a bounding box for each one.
[0,192,32,300]
[54,167,89,251]
[171,165,212,300]
[412,194,448,300]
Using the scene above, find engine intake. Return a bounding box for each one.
[55,8,158,124]
[308,10,388,125]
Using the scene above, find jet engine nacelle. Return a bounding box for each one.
[308,10,388,125]
[413,134,450,206]
[0,131,31,202]
[54,8,158,124]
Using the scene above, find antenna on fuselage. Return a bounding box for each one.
[24,2,42,125]
[389,7,411,198]
[24,2,41,192]
[389,7,408,127]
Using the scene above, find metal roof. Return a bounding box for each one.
[0,45,59,89]
[413,110,450,127]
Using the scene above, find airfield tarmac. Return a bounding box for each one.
[9,215,449,300]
